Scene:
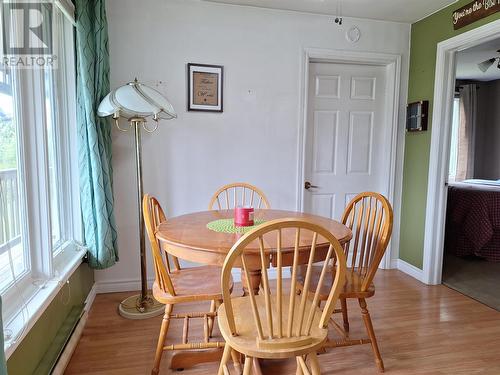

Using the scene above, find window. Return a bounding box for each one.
[448,97,461,182]
[1,0,83,356]
[0,66,27,292]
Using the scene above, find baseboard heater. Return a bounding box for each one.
[50,308,88,374]
[30,305,87,375]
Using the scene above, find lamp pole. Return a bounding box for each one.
[132,118,148,307]
[116,117,163,319]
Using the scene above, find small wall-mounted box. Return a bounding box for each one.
[406,100,429,132]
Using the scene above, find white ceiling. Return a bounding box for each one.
[456,38,500,81]
[202,0,458,23]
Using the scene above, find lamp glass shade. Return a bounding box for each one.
[97,80,177,120]
[97,93,115,117]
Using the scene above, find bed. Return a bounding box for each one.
[445,179,500,262]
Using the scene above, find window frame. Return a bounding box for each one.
[0,65,28,295]
[1,0,84,358]
[448,96,461,182]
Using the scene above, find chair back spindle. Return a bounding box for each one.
[341,192,393,292]
[220,219,347,349]
[208,183,270,210]
[143,194,182,296]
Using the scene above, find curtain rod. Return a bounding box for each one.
[455,84,480,90]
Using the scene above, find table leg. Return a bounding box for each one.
[240,268,262,296]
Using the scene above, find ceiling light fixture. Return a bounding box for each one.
[477,49,500,72]
[335,0,343,25]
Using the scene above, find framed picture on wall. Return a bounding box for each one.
[406,100,429,132]
[188,63,224,112]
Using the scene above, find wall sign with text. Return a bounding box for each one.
[452,0,500,30]
[188,63,224,112]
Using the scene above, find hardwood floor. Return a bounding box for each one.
[65,270,500,374]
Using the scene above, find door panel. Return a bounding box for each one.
[313,111,338,173]
[351,76,376,100]
[315,75,340,98]
[304,62,390,220]
[311,194,335,219]
[347,111,373,174]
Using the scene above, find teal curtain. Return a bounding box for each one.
[0,297,7,375]
[75,0,118,269]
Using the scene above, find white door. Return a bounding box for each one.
[303,62,392,220]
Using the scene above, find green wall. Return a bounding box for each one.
[6,264,93,375]
[400,1,500,268]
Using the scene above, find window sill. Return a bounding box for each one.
[3,242,86,359]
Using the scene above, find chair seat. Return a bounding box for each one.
[152,265,231,304]
[297,265,375,299]
[218,294,328,359]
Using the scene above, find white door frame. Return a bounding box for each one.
[422,19,500,285]
[296,48,403,269]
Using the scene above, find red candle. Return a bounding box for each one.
[234,206,254,227]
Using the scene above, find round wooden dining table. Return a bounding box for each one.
[156,209,352,371]
[156,209,352,294]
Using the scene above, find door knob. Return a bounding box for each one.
[304,181,318,190]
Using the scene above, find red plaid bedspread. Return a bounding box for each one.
[445,182,500,262]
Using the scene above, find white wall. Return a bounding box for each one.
[95,0,410,291]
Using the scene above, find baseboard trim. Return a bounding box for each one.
[231,268,290,283]
[51,310,88,375]
[390,259,399,269]
[397,259,424,283]
[97,271,289,290]
[84,283,97,311]
[95,278,156,294]
[96,271,291,288]
[50,283,96,374]
[96,260,425,294]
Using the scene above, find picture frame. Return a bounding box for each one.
[406,100,429,132]
[187,63,224,112]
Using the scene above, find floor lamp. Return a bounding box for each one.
[98,79,177,319]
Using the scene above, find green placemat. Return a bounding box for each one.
[207,218,266,234]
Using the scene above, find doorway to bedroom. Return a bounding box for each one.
[442,37,500,311]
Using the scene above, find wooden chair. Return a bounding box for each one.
[143,194,233,374]
[208,182,270,210]
[297,192,393,372]
[217,218,347,375]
